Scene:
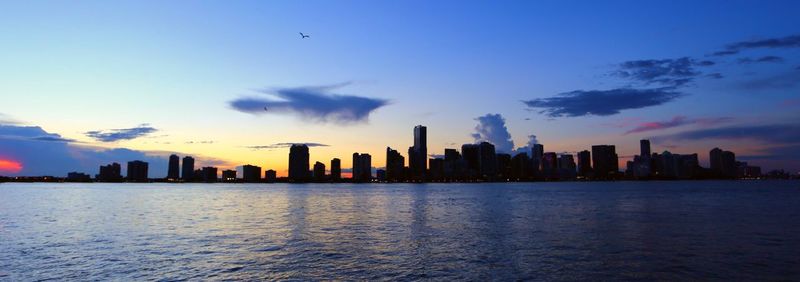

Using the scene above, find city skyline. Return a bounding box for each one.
[1,1,799,177]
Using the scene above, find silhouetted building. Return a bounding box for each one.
[478,142,497,179]
[496,153,511,179]
[97,162,122,182]
[313,161,326,181]
[658,151,700,179]
[352,153,372,182]
[710,147,737,178]
[640,139,651,157]
[408,125,427,180]
[167,154,180,180]
[289,144,310,182]
[577,150,592,178]
[541,152,558,179]
[429,158,444,181]
[591,145,618,179]
[510,152,530,180]
[443,148,464,180]
[222,169,236,182]
[386,147,405,182]
[181,156,195,182]
[127,160,149,182]
[737,162,761,178]
[201,167,217,183]
[461,144,480,179]
[531,144,544,177]
[66,172,91,182]
[264,169,277,182]
[558,154,577,179]
[330,158,341,181]
[242,164,261,183]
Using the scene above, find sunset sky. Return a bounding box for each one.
[1,0,799,177]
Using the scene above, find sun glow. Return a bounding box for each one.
[0,159,23,173]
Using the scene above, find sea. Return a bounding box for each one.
[1,181,798,281]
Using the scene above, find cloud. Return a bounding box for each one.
[84,124,157,142]
[245,142,329,150]
[229,83,389,124]
[652,123,800,144]
[706,73,724,79]
[511,135,540,156]
[185,140,215,144]
[30,136,77,142]
[523,87,685,117]
[717,35,800,55]
[624,116,734,134]
[0,124,231,177]
[0,113,21,125]
[613,57,713,87]
[737,56,785,64]
[471,114,515,153]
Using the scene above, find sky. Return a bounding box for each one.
[1,0,799,177]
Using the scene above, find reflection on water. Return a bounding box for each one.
[1,181,799,280]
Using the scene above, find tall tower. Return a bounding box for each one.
[289,144,310,182]
[640,139,651,157]
[181,156,195,181]
[331,158,341,181]
[409,125,427,179]
[167,154,180,180]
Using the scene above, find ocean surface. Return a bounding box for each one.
[1,181,799,281]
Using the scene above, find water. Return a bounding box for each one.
[1,181,799,281]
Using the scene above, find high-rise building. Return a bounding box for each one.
[167,154,180,180]
[313,161,326,181]
[478,142,497,179]
[510,152,530,180]
[330,158,341,181]
[222,169,237,182]
[66,172,91,182]
[710,147,737,178]
[352,153,372,182]
[242,164,262,183]
[710,148,723,175]
[640,139,651,158]
[461,144,480,178]
[408,125,427,179]
[181,156,195,182]
[97,162,122,182]
[443,148,463,180]
[496,153,511,179]
[542,152,558,179]
[558,154,577,179]
[531,144,544,176]
[386,147,405,182]
[201,167,218,182]
[127,160,149,182]
[264,169,277,182]
[428,158,444,181]
[577,150,592,177]
[591,145,619,179]
[289,144,310,182]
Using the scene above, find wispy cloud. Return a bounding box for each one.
[713,34,800,56]
[245,142,330,150]
[624,116,734,134]
[84,124,157,142]
[523,88,685,117]
[737,56,785,64]
[229,83,389,124]
[185,140,215,144]
[613,57,714,87]
[652,123,800,144]
[740,69,800,90]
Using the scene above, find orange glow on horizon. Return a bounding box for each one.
[0,159,23,173]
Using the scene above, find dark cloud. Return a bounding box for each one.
[712,50,739,56]
[624,116,733,134]
[706,73,724,79]
[737,56,785,64]
[739,144,800,161]
[723,35,800,54]
[652,123,800,144]
[229,83,389,124]
[523,88,685,117]
[84,124,157,142]
[245,142,329,150]
[471,114,515,153]
[613,57,713,87]
[0,124,230,177]
[30,136,77,142]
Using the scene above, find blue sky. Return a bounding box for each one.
[1,0,799,176]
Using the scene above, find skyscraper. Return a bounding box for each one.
[478,142,497,179]
[591,145,619,179]
[461,144,480,179]
[127,160,149,182]
[640,139,651,158]
[577,150,592,177]
[167,154,180,180]
[181,156,195,182]
[313,161,326,181]
[330,158,341,181]
[531,143,544,177]
[408,125,427,179]
[242,164,262,183]
[386,147,405,182]
[201,167,217,182]
[97,162,122,182]
[289,144,310,182]
[352,153,372,182]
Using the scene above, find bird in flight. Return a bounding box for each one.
[299,32,310,39]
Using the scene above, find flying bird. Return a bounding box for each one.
[299,32,310,39]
